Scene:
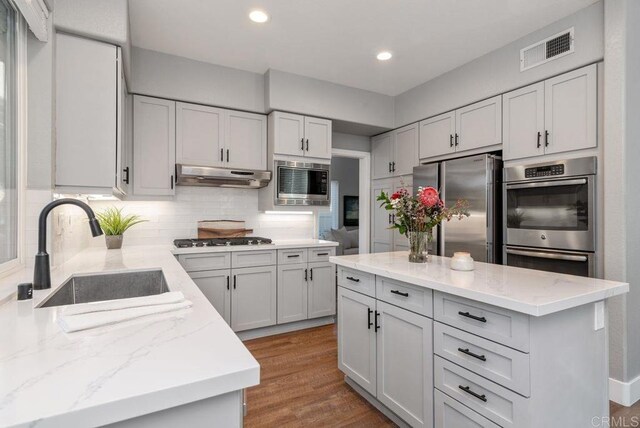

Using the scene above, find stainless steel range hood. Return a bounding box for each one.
[176,164,272,189]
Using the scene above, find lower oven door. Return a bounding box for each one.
[504,246,595,278]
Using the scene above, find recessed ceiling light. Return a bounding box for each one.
[376,51,392,61]
[249,10,269,23]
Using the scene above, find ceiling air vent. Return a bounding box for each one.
[520,27,574,72]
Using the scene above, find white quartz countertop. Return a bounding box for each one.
[330,252,629,316]
[0,246,260,428]
[171,239,338,255]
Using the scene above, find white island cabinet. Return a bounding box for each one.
[331,252,628,428]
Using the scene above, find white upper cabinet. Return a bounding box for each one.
[393,123,420,176]
[116,63,132,196]
[269,111,332,160]
[176,103,225,167]
[225,110,267,170]
[372,124,419,179]
[133,95,176,196]
[419,96,501,161]
[419,111,456,160]
[304,116,332,159]
[503,64,597,160]
[55,33,118,191]
[456,95,502,152]
[503,82,545,160]
[544,64,597,155]
[371,132,394,179]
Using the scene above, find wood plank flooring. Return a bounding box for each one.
[243,324,640,427]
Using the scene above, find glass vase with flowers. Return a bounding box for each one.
[377,186,470,262]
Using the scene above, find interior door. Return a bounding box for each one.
[277,264,308,324]
[376,301,433,428]
[176,102,225,167]
[337,287,377,396]
[308,262,336,318]
[273,112,305,157]
[544,64,597,155]
[225,110,267,170]
[371,179,393,253]
[371,132,394,179]
[393,123,419,176]
[231,266,277,332]
[190,269,231,325]
[456,95,502,152]
[419,111,456,160]
[503,82,545,161]
[304,116,332,159]
[133,96,176,196]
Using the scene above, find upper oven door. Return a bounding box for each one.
[276,162,330,205]
[504,176,595,251]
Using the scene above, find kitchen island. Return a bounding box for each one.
[330,251,629,428]
[0,246,260,428]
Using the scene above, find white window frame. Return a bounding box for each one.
[0,11,27,276]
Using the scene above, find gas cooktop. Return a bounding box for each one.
[173,237,273,248]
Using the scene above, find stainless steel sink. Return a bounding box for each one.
[38,269,169,308]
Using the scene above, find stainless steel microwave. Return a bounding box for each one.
[275,160,330,206]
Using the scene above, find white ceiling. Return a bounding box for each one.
[129,0,597,96]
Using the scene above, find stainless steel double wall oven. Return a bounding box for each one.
[503,156,597,277]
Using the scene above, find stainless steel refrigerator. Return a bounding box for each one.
[413,154,502,263]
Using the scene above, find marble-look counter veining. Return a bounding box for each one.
[330,252,628,316]
[170,239,338,256]
[0,246,259,428]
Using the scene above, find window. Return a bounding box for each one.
[0,0,19,269]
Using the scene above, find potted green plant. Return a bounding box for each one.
[95,207,146,249]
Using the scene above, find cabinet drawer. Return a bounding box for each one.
[434,322,530,396]
[434,356,529,428]
[337,267,375,297]
[278,248,308,265]
[308,247,335,262]
[376,276,433,318]
[434,389,500,428]
[178,252,231,272]
[433,292,530,352]
[232,250,277,268]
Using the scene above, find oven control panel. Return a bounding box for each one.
[524,164,565,178]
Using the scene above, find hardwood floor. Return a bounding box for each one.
[243,324,394,427]
[243,324,640,427]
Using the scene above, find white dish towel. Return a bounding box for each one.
[58,291,193,333]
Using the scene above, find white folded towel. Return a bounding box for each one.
[58,292,193,333]
[62,291,187,316]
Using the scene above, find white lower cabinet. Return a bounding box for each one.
[231,266,277,332]
[277,264,308,323]
[190,269,231,325]
[308,262,336,318]
[337,286,433,427]
[377,301,433,428]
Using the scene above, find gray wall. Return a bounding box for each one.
[54,0,131,79]
[131,47,266,113]
[331,157,359,229]
[266,69,395,128]
[603,0,640,386]
[332,132,371,152]
[394,1,604,127]
[27,14,54,189]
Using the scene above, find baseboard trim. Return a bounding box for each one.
[237,316,335,341]
[344,376,410,428]
[609,375,640,406]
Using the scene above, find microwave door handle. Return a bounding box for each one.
[506,178,587,190]
[505,248,588,262]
